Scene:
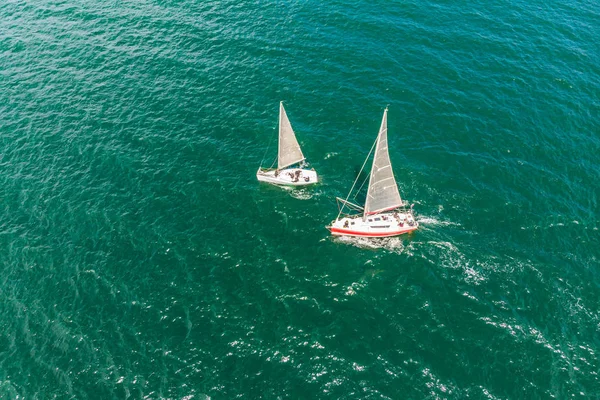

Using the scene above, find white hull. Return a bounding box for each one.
[327,210,418,237]
[256,167,318,186]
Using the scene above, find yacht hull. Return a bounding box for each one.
[257,167,318,186]
[327,211,418,237]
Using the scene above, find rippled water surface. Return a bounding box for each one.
[1,0,599,398]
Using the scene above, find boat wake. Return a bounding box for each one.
[416,216,461,227]
[283,187,317,200]
[421,240,489,285]
[333,235,410,254]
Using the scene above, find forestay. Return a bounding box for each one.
[277,102,305,169]
[363,108,403,216]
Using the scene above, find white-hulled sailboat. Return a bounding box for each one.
[256,102,318,186]
[327,107,418,237]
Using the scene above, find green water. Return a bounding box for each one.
[1,1,598,398]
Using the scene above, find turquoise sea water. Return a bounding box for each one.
[1,1,599,398]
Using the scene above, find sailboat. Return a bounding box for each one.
[327,107,418,237]
[256,102,318,186]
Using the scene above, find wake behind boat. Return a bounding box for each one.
[327,107,418,237]
[257,102,318,186]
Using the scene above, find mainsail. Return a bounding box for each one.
[364,108,403,216]
[277,102,305,170]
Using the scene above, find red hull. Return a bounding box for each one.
[328,226,417,237]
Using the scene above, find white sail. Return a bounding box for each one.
[277,102,305,170]
[364,108,403,216]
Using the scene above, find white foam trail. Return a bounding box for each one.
[419,240,488,284]
[333,235,407,254]
[417,216,460,227]
[289,189,314,200]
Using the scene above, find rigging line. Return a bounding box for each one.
[353,169,370,199]
[336,135,378,220]
[259,126,277,168]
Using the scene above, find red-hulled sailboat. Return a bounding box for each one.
[327,107,418,237]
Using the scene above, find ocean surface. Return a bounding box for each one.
[1,1,599,398]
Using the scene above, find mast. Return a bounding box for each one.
[277,102,306,170]
[363,108,403,218]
